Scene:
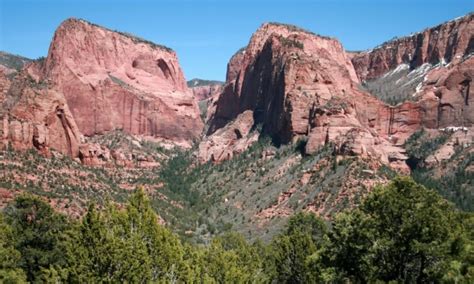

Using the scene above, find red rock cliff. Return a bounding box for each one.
[351,13,474,81]
[42,18,203,147]
[207,23,359,138]
[203,23,411,168]
[350,14,473,130]
[1,18,204,157]
[1,70,82,156]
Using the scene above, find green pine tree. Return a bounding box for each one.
[330,177,473,282]
[3,194,69,282]
[0,213,27,283]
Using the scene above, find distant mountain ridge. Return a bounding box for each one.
[187,78,224,87]
[0,51,32,74]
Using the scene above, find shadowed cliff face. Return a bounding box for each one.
[202,23,412,168]
[207,23,359,138]
[202,15,474,169]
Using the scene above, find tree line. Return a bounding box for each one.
[1,177,472,283]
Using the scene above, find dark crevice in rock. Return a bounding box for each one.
[461,78,471,106]
[56,106,72,156]
[157,59,172,80]
[234,129,243,139]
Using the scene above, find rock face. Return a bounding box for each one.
[208,23,359,138]
[351,13,473,130]
[203,15,473,168]
[1,72,82,156]
[1,18,203,158]
[187,79,224,101]
[350,13,474,81]
[203,23,410,168]
[41,18,202,147]
[304,94,414,173]
[198,110,258,163]
[417,57,474,128]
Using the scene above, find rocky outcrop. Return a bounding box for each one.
[188,79,224,101]
[1,72,82,156]
[425,127,472,167]
[203,22,411,169]
[78,140,161,168]
[198,110,258,163]
[350,13,474,81]
[304,95,411,172]
[208,23,359,138]
[1,18,204,160]
[39,18,202,147]
[417,57,474,128]
[79,143,111,166]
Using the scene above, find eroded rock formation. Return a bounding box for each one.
[198,110,258,163]
[1,18,203,159]
[1,71,82,156]
[350,13,473,81]
[201,14,473,169]
[39,18,203,147]
[202,23,410,167]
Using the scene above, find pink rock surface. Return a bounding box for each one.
[1,72,82,156]
[198,110,258,163]
[205,22,410,169]
[350,14,474,81]
[1,18,204,159]
[42,18,203,147]
[190,84,223,101]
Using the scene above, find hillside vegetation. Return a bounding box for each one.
[1,178,472,283]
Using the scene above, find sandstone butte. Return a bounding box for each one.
[1,18,203,160]
[200,14,473,171]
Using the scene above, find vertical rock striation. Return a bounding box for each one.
[1,18,203,157]
[41,18,203,147]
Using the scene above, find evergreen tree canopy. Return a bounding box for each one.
[0,178,472,283]
[3,194,68,281]
[330,177,473,282]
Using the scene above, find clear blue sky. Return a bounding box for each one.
[1,0,472,81]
